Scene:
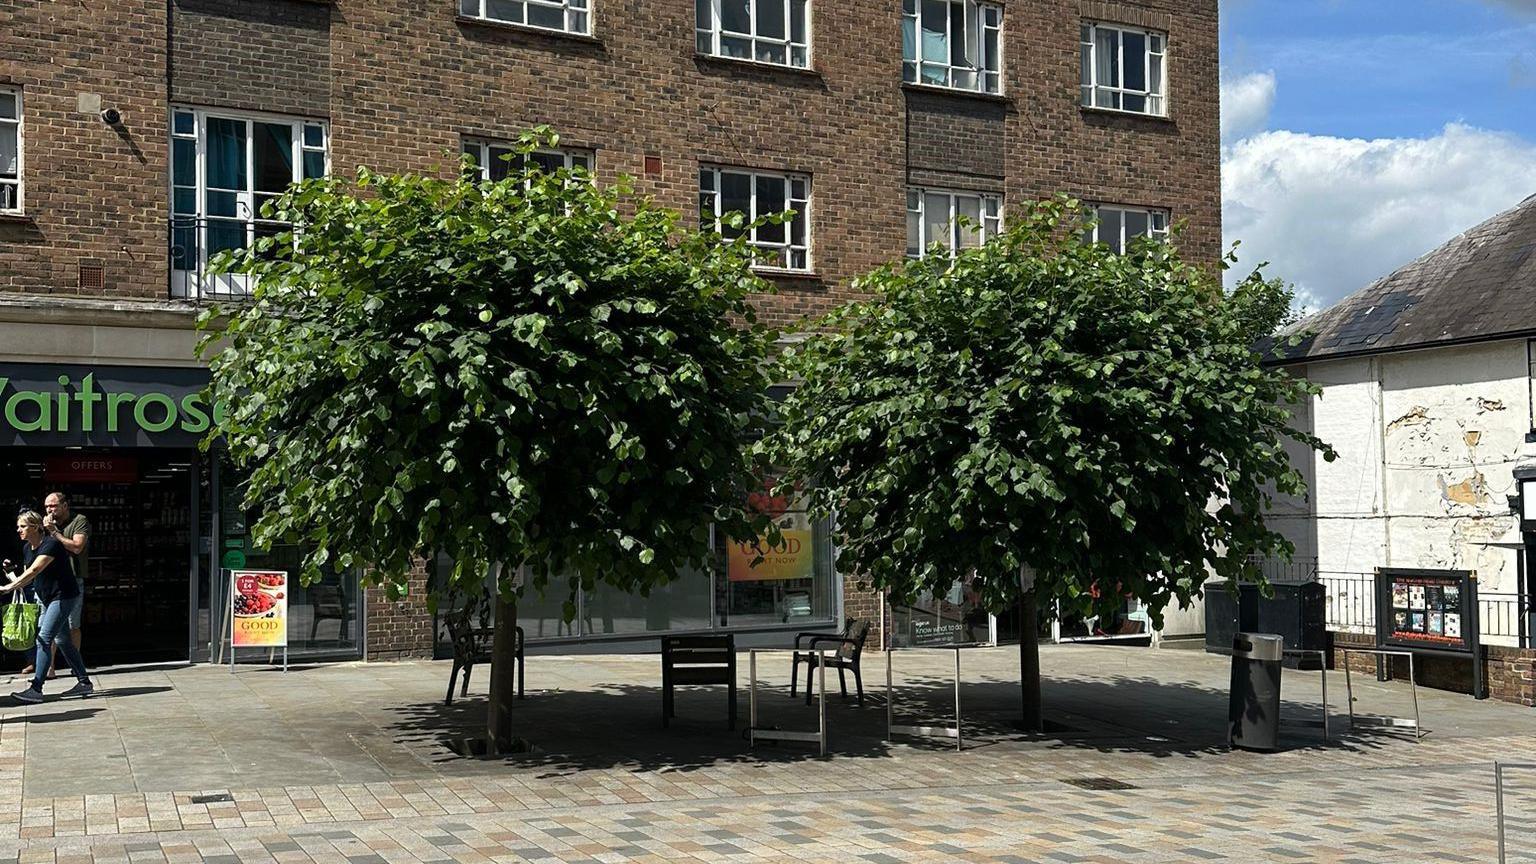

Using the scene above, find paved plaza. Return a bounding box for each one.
[0,644,1527,862]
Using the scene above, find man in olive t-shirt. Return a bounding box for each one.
[43,492,89,656]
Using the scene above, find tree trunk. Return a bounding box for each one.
[486,583,520,754]
[1018,589,1042,732]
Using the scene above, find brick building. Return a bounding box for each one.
[0,0,1220,664]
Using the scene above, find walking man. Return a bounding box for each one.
[39,492,88,673]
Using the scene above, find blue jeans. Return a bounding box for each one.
[34,597,88,692]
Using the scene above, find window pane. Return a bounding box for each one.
[1124,209,1149,241]
[925,192,950,251]
[1096,28,1118,88]
[907,207,922,257]
[1098,209,1123,252]
[303,124,324,148]
[790,178,807,199]
[486,0,523,21]
[206,190,241,218]
[756,175,785,243]
[757,42,787,64]
[902,17,917,63]
[460,0,479,14]
[699,168,715,191]
[528,3,564,29]
[206,218,248,256]
[721,0,749,33]
[791,0,807,43]
[1123,31,1146,91]
[722,34,751,58]
[173,188,196,215]
[1080,41,1093,86]
[253,122,295,194]
[570,10,588,32]
[488,146,514,182]
[0,92,16,120]
[920,0,947,64]
[956,195,981,247]
[757,0,785,39]
[696,0,711,29]
[949,2,966,66]
[170,223,197,271]
[583,568,712,635]
[173,110,194,135]
[0,130,16,182]
[1150,55,1164,96]
[720,171,751,238]
[172,139,196,187]
[529,151,563,173]
[791,45,808,66]
[303,151,325,180]
[205,118,247,191]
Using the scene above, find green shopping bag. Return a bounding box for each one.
[2,594,39,652]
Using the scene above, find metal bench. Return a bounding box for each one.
[444,624,523,706]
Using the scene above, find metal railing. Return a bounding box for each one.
[168,216,266,302]
[1496,762,1536,863]
[1313,571,1524,642]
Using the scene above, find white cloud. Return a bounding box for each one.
[1223,123,1536,310]
[1220,71,1276,144]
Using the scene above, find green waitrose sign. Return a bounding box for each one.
[0,363,222,448]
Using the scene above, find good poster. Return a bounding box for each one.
[728,529,814,582]
[231,569,288,647]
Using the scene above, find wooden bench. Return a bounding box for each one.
[661,634,736,729]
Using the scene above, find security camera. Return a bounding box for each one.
[100,108,122,126]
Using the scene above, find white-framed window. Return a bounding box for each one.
[699,166,811,272]
[1083,205,1168,254]
[0,87,21,214]
[695,0,810,68]
[459,0,590,36]
[1080,22,1166,116]
[461,139,593,182]
[902,0,1002,94]
[906,188,1001,258]
[169,106,329,297]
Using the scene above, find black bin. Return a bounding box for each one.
[1228,632,1284,752]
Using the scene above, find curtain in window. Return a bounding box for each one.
[921,0,948,70]
[0,127,15,177]
[1095,28,1117,107]
[206,118,247,194]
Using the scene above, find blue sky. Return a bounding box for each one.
[1218,0,1536,309]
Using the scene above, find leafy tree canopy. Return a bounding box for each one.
[761,197,1332,625]
[198,128,777,612]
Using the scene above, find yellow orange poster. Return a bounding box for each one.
[728,529,814,582]
[231,569,288,647]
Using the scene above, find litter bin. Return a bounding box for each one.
[1228,632,1284,751]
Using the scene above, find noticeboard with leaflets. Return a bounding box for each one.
[1374,568,1479,654]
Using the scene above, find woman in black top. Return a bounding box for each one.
[2,510,92,702]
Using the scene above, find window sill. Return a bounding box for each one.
[753,267,822,282]
[1080,105,1174,124]
[454,15,602,46]
[694,53,823,80]
[901,81,1011,105]
[0,212,33,225]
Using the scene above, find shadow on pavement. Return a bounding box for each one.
[5,708,103,723]
[381,670,1409,774]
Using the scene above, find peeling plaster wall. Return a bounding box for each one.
[1281,340,1527,642]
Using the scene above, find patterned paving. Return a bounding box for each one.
[0,649,1527,862]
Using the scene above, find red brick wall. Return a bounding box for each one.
[1328,631,1536,708]
[364,559,436,660]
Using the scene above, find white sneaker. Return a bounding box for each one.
[62,680,93,698]
[10,687,42,704]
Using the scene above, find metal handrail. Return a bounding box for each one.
[1282,648,1328,742]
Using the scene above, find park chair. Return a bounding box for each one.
[791,617,871,705]
[661,633,737,729]
[444,620,524,706]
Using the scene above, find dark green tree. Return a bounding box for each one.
[761,197,1331,730]
[200,129,776,749]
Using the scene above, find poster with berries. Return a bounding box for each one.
[231,570,288,647]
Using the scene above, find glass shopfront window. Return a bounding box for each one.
[890,576,991,647]
[201,458,362,660]
[718,508,835,627]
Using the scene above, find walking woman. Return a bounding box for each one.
[2,510,91,702]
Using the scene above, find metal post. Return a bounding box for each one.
[817,650,827,756]
[1321,660,1329,742]
[1344,652,1354,728]
[1495,762,1505,863]
[953,647,962,752]
[885,648,893,740]
[1409,653,1421,739]
[749,650,758,732]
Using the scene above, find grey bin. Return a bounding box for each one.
[1228,632,1284,752]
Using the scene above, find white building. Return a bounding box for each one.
[1269,194,1536,647]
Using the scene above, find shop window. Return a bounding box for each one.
[889,576,991,647]
[718,500,835,628]
[696,0,811,68]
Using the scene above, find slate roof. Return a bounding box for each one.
[1269,193,1536,365]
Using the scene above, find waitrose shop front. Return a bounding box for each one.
[0,362,362,666]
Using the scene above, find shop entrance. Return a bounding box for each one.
[0,448,196,667]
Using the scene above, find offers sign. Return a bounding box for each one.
[231,569,288,647]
